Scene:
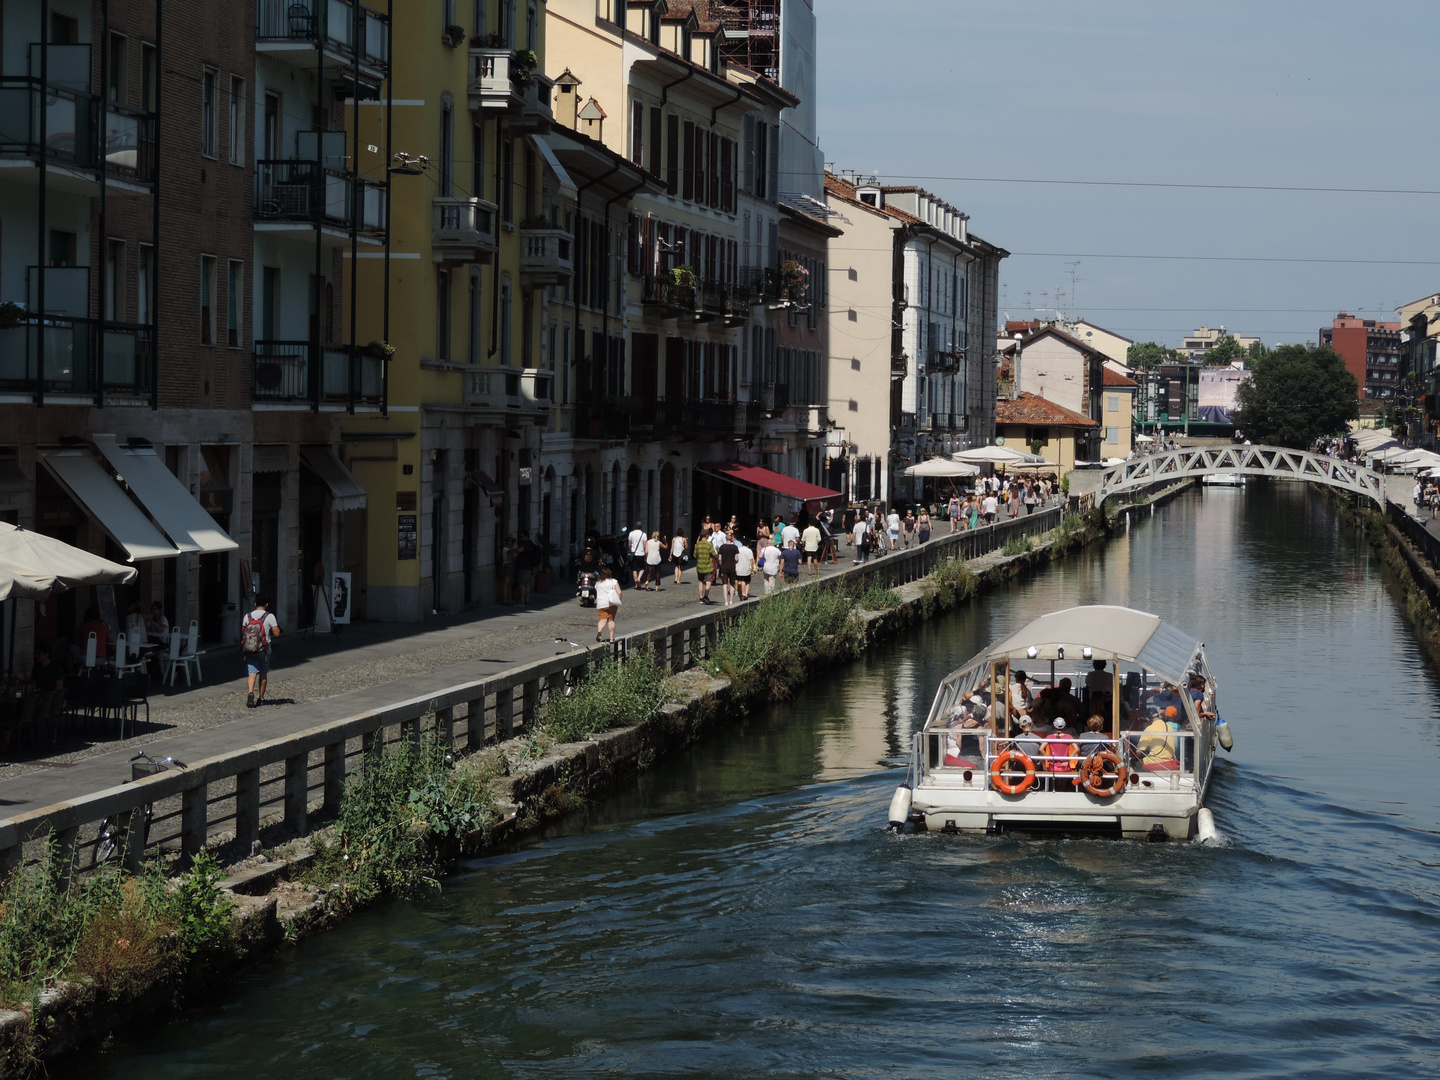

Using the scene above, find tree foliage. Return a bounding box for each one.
[1127,341,1176,370]
[1234,344,1358,448]
[1204,335,1244,366]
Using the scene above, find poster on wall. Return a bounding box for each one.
[397,514,418,560]
[331,572,352,624]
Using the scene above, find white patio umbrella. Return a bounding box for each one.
[904,457,980,477]
[952,445,1048,465]
[0,568,52,602]
[0,522,138,591]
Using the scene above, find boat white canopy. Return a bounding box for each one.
[962,605,1204,685]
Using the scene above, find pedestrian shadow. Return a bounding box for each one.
[256,697,297,707]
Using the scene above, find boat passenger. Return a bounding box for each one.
[1043,718,1080,791]
[1146,682,1186,717]
[1009,669,1035,719]
[1011,715,1044,763]
[1076,715,1108,758]
[1083,659,1110,701]
[1137,706,1181,769]
[1040,678,1080,724]
[1188,674,1215,720]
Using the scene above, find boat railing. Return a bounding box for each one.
[917,730,1205,792]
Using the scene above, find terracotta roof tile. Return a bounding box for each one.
[1102,367,1137,387]
[996,393,1098,428]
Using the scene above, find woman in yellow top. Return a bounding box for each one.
[693,530,716,606]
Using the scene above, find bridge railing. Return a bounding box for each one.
[1097,446,1386,507]
[0,505,1063,881]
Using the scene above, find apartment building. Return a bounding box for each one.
[0,0,262,665]
[1320,312,1402,401]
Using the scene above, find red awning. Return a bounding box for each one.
[700,462,844,509]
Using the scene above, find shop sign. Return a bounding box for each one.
[397,514,417,560]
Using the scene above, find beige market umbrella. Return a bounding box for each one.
[904,457,980,478]
[0,522,138,590]
[952,445,1048,465]
[0,568,51,601]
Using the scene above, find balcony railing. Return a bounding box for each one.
[891,354,908,377]
[642,277,696,315]
[573,402,630,440]
[0,78,95,168]
[256,160,386,234]
[467,50,550,128]
[433,196,498,258]
[0,316,151,397]
[679,400,760,436]
[738,265,779,303]
[252,341,385,406]
[465,365,552,414]
[257,0,390,74]
[519,225,573,284]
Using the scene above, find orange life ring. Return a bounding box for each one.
[990,749,1036,795]
[1081,750,1128,798]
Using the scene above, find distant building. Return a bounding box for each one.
[1013,327,1108,462]
[1062,319,1134,366]
[995,393,1098,475]
[1320,313,1401,400]
[1178,325,1259,361]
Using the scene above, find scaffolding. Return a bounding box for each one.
[713,0,780,82]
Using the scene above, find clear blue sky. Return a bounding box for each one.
[814,0,1439,349]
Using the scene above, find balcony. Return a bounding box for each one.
[891,353,908,378]
[103,103,157,182]
[737,265,778,304]
[464,365,552,418]
[519,223,573,285]
[642,277,696,318]
[0,63,95,174]
[679,400,760,438]
[433,196,498,261]
[572,401,630,440]
[252,342,384,407]
[256,159,386,242]
[468,49,552,130]
[760,382,791,414]
[256,0,389,82]
[0,315,152,398]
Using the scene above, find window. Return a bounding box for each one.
[522,289,534,367]
[631,98,644,167]
[527,2,537,48]
[261,266,278,341]
[437,268,451,360]
[140,43,157,111]
[439,97,454,197]
[48,229,76,267]
[229,76,246,165]
[227,260,243,347]
[105,240,124,321]
[665,113,680,194]
[1106,426,1119,445]
[263,92,280,159]
[471,121,485,200]
[469,268,482,364]
[107,34,128,102]
[682,120,695,201]
[473,0,486,33]
[1107,394,1119,413]
[501,138,514,221]
[499,276,513,363]
[200,255,217,344]
[201,68,218,157]
[648,106,660,178]
[138,245,154,324]
[504,0,516,46]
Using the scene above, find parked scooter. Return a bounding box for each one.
[576,569,598,607]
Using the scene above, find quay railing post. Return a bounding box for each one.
[51,827,79,888]
[435,705,455,749]
[323,742,346,816]
[181,782,208,862]
[522,678,539,731]
[464,696,485,749]
[284,753,308,835]
[236,767,261,851]
[496,684,514,740]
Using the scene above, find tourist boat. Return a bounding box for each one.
[888,605,1233,840]
[1202,473,1246,486]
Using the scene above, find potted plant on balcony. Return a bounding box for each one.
[442,23,466,46]
[518,214,553,230]
[471,31,507,47]
[511,49,538,86]
[672,264,696,290]
[779,258,809,304]
[365,340,396,360]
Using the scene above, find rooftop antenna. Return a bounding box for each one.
[1064,260,1081,321]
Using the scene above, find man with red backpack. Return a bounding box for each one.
[242,595,281,708]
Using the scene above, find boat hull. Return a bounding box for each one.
[911,784,1200,840]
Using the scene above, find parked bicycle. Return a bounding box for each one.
[92,750,187,865]
[537,638,589,707]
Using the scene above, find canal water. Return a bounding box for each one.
[71,485,1440,1079]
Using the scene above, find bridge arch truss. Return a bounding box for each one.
[1096,445,1386,507]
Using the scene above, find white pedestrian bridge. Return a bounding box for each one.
[1094,445,1387,507]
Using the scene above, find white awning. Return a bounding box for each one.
[92,435,238,554]
[300,447,368,512]
[39,450,180,562]
[529,133,578,198]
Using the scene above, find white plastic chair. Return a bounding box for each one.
[162,632,199,687]
[181,620,206,680]
[84,632,99,669]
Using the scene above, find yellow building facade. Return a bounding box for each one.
[344,0,555,619]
